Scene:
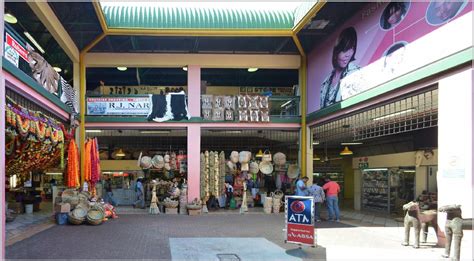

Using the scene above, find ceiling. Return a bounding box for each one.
[5,2,365,87]
[86,67,298,90]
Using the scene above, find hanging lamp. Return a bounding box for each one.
[116,149,126,157]
[340,146,353,156]
[256,149,264,158]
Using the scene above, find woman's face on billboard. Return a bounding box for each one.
[337,48,354,69]
[435,1,460,21]
[388,7,403,25]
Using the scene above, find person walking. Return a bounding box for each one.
[224,182,234,209]
[309,182,325,222]
[134,178,145,209]
[104,176,118,206]
[323,177,341,221]
[295,176,309,196]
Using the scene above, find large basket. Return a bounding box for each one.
[87,206,105,226]
[164,201,179,208]
[186,204,202,210]
[68,212,85,225]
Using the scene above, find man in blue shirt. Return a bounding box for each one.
[295,177,309,196]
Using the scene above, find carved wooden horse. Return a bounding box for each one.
[402,201,438,248]
[439,204,463,261]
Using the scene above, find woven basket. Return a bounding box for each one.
[273,152,286,166]
[164,201,179,208]
[186,205,202,210]
[272,190,284,200]
[87,206,105,226]
[68,212,85,225]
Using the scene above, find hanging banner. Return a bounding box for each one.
[87,97,151,116]
[285,196,315,246]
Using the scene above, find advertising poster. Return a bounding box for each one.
[307,0,472,112]
[4,33,29,68]
[285,196,315,246]
[87,97,151,116]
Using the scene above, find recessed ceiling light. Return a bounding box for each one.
[182,66,188,71]
[4,13,17,24]
[117,67,127,71]
[248,68,259,72]
[53,67,62,73]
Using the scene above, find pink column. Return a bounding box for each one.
[187,125,201,202]
[187,65,201,117]
[1,2,6,258]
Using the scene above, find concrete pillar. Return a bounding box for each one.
[187,65,201,117]
[187,125,201,202]
[438,68,473,237]
[1,1,6,258]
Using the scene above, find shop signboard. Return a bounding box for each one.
[100,85,187,95]
[87,97,151,116]
[4,33,28,68]
[285,196,315,246]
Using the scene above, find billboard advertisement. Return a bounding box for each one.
[307,1,472,113]
[87,97,151,116]
[285,196,315,246]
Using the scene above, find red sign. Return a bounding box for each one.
[6,33,28,61]
[287,223,315,245]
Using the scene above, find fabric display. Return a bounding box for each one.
[201,94,269,122]
[66,139,80,188]
[147,91,191,122]
[236,95,270,122]
[5,100,70,177]
[84,138,101,195]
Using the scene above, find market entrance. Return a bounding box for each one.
[86,128,188,208]
[200,129,299,211]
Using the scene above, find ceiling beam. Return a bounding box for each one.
[84,53,301,69]
[27,2,80,62]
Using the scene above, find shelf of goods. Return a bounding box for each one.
[362,169,395,213]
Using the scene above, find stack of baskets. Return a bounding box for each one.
[272,190,284,213]
[263,195,273,214]
[62,189,79,209]
[87,205,105,225]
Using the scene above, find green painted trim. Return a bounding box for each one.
[2,57,72,114]
[306,47,473,124]
[85,116,300,124]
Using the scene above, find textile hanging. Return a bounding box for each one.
[67,139,80,188]
[147,91,190,122]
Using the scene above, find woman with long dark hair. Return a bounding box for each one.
[320,27,360,108]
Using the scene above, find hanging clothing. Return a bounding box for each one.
[170,92,191,121]
[84,140,92,182]
[147,94,167,121]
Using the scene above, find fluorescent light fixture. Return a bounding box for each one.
[86,130,102,133]
[140,130,171,134]
[24,32,45,54]
[313,141,320,145]
[53,67,62,73]
[225,130,242,134]
[182,66,188,71]
[117,67,127,71]
[247,68,259,72]
[403,170,416,173]
[4,13,17,24]
[313,157,321,161]
[341,142,363,145]
[280,100,292,108]
[46,172,62,175]
[372,109,415,121]
[363,168,388,171]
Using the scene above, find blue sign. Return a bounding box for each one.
[286,196,313,225]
